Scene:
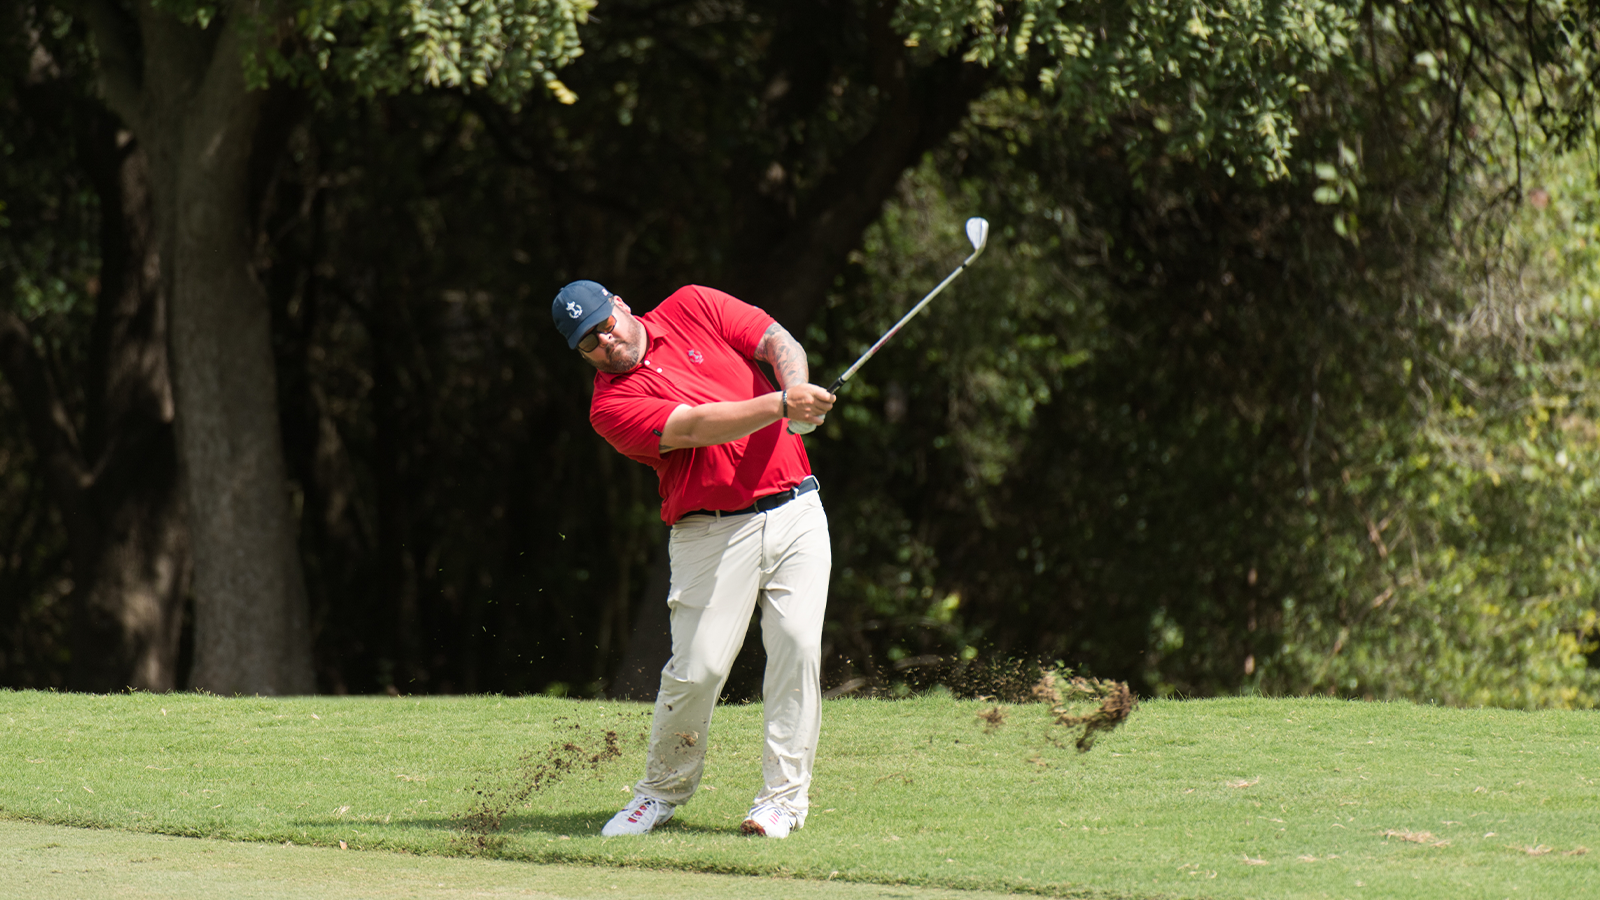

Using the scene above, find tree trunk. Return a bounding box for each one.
[82,4,314,694]
[728,15,990,332]
[166,26,313,695]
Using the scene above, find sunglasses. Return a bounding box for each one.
[576,315,617,353]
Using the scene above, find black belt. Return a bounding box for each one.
[682,475,819,520]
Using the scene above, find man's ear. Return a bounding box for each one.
[613,297,631,314]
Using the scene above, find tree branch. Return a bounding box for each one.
[730,34,991,331]
[55,0,145,129]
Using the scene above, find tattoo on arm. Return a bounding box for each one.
[755,323,809,389]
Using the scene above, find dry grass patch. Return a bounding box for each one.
[1383,829,1450,847]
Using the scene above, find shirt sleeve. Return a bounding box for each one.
[689,286,776,358]
[591,384,681,463]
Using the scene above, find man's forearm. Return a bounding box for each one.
[755,323,809,389]
[659,395,783,452]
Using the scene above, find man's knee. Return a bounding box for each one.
[660,660,731,696]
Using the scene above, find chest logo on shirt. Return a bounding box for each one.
[687,349,704,365]
[565,300,583,319]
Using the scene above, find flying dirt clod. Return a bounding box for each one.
[456,724,625,849]
[1034,672,1137,753]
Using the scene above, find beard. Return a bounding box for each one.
[584,330,646,374]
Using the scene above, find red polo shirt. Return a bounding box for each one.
[590,285,813,524]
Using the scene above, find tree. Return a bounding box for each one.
[51,0,589,693]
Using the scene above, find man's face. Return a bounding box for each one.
[579,299,646,373]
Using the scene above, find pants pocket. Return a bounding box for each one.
[667,518,729,610]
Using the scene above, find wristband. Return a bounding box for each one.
[781,389,788,418]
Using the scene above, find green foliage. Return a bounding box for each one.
[0,10,98,321]
[1272,143,1600,708]
[809,3,1600,708]
[814,72,1427,696]
[139,0,593,106]
[812,149,1106,681]
[896,0,1361,179]
[256,0,593,106]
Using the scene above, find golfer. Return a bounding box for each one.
[551,280,835,839]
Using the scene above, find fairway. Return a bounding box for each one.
[2,691,1598,899]
[0,818,1022,900]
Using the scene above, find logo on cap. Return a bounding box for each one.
[565,301,584,319]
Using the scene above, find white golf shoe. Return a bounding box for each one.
[740,804,798,839]
[602,796,674,836]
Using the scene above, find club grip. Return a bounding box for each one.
[785,377,844,435]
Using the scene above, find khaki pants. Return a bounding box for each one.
[634,490,830,825]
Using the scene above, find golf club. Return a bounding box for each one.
[788,216,991,435]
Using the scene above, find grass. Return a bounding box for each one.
[1,689,1598,899]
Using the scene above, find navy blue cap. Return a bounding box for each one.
[551,280,616,349]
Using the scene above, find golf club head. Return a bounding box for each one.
[965,217,990,254]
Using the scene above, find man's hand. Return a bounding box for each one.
[783,383,835,428]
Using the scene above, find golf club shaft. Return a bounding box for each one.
[832,252,979,388]
[788,244,985,435]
